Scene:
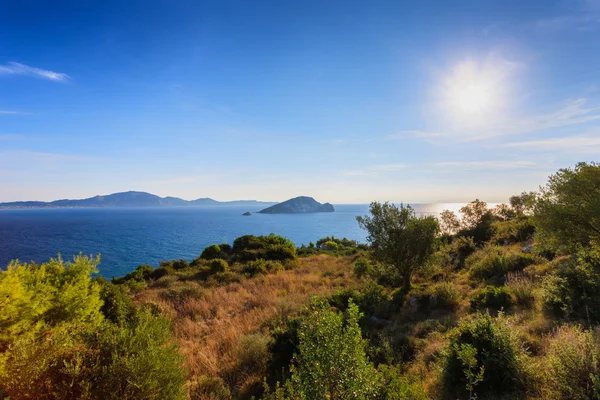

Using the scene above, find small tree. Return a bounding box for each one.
[357,202,439,291]
[286,299,381,400]
[440,209,461,235]
[534,162,600,250]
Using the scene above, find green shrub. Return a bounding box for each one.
[542,245,600,322]
[98,279,136,325]
[467,245,536,280]
[113,264,154,284]
[242,259,269,276]
[506,272,536,307]
[237,333,271,370]
[377,364,428,400]
[492,217,535,244]
[233,234,296,262]
[265,299,381,399]
[189,376,231,399]
[354,258,373,278]
[546,325,600,400]
[471,286,514,310]
[200,244,222,260]
[444,313,528,398]
[435,236,477,271]
[324,240,339,251]
[429,281,462,310]
[209,258,229,273]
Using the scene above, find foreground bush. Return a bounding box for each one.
[467,245,537,280]
[0,256,186,400]
[444,313,529,398]
[265,299,381,399]
[428,281,462,310]
[470,286,514,311]
[546,325,600,400]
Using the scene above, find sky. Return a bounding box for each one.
[1,0,599,204]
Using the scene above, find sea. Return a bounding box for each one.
[0,203,468,278]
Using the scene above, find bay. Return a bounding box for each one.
[0,203,470,278]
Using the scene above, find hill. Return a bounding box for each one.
[0,191,275,209]
[258,196,335,214]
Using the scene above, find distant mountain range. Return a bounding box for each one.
[0,191,276,209]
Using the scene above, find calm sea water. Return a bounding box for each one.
[0,203,466,278]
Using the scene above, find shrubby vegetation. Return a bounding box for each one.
[3,161,600,399]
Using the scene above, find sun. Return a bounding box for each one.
[441,59,503,120]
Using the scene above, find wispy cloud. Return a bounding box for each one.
[431,161,536,170]
[0,62,69,82]
[398,98,600,144]
[501,135,600,153]
[0,110,29,115]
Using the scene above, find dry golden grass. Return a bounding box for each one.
[134,254,361,398]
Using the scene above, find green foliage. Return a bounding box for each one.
[467,245,537,280]
[509,191,537,217]
[98,279,136,325]
[435,236,477,271]
[377,364,428,400]
[324,240,339,251]
[266,299,381,399]
[439,209,461,236]
[316,236,358,248]
[491,216,536,244]
[0,257,186,400]
[354,258,373,278]
[534,162,600,250]
[357,202,439,290]
[209,258,229,273]
[189,376,231,399]
[542,244,600,322]
[200,244,223,260]
[237,333,271,371]
[546,325,600,400]
[428,281,462,310]
[506,272,536,307]
[0,254,103,362]
[444,313,528,398]
[113,264,154,285]
[471,286,514,311]
[233,234,296,262]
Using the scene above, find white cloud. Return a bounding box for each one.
[431,161,536,170]
[0,62,69,82]
[401,98,600,144]
[501,135,600,153]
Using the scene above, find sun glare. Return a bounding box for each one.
[440,59,508,123]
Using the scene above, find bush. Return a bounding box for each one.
[492,217,536,244]
[265,299,381,399]
[506,272,536,307]
[354,258,373,278]
[377,364,428,400]
[471,286,514,311]
[429,281,462,310]
[189,376,231,399]
[113,264,154,284]
[233,234,296,262]
[209,258,229,273]
[467,245,537,280]
[546,325,600,400]
[435,236,477,271]
[324,240,339,251]
[98,279,136,325]
[200,244,222,260]
[542,245,600,322]
[444,313,528,398]
[237,333,271,370]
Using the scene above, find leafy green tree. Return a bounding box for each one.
[509,191,537,216]
[440,209,461,236]
[283,299,381,400]
[357,202,439,290]
[460,199,490,230]
[200,244,222,260]
[534,162,600,250]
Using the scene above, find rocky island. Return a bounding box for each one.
[258,196,335,214]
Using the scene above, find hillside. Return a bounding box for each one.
[0,191,275,209]
[258,196,335,214]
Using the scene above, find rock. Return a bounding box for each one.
[242,212,252,216]
[258,196,335,214]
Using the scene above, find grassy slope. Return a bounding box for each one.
[135,254,365,397]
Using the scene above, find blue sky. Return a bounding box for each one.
[1,0,599,203]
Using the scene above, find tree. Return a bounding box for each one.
[492,203,516,221]
[460,199,489,229]
[284,299,381,400]
[440,209,461,235]
[509,191,537,217]
[357,202,439,290]
[534,162,600,250]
